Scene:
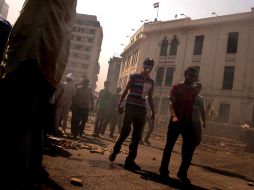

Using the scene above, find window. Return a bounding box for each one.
[193,35,204,55]
[222,66,235,90]
[90,29,96,34]
[88,38,93,43]
[219,103,230,122]
[227,32,238,54]
[160,98,169,115]
[164,67,174,87]
[160,37,168,56]
[83,64,88,69]
[155,67,165,86]
[169,38,178,56]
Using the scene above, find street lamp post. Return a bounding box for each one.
[180,13,188,18]
[212,12,218,16]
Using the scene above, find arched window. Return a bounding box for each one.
[169,37,178,56]
[160,37,169,56]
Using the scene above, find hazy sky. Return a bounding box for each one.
[5,0,254,90]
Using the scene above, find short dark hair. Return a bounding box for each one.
[184,66,197,76]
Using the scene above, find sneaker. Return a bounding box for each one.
[109,152,117,162]
[177,173,191,185]
[124,161,141,171]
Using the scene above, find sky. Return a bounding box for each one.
[5,0,254,90]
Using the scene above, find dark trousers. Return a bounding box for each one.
[71,107,89,137]
[0,60,55,188]
[160,119,196,177]
[109,113,123,136]
[94,107,110,135]
[112,105,146,162]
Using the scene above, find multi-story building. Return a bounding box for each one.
[106,56,122,93]
[118,8,254,126]
[0,0,8,19]
[65,13,103,91]
[0,0,4,12]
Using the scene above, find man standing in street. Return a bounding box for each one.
[93,80,112,137]
[71,78,94,138]
[159,66,197,185]
[109,58,155,171]
[55,73,76,135]
[104,86,123,138]
[0,0,77,188]
[192,82,206,146]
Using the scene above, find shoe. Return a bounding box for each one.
[124,161,141,171]
[109,152,117,162]
[177,173,191,185]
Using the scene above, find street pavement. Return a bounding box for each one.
[42,120,254,190]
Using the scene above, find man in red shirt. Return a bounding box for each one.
[159,66,197,185]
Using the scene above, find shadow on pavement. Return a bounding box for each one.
[44,142,72,158]
[38,169,65,190]
[192,163,254,182]
[42,176,65,190]
[130,169,209,190]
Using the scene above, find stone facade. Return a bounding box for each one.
[118,8,254,126]
[64,13,103,91]
[0,0,8,19]
[106,56,122,93]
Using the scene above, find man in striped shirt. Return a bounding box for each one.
[109,58,155,171]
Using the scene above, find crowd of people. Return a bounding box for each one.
[0,1,206,189]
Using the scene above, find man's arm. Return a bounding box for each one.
[96,90,102,111]
[147,84,155,122]
[117,78,132,113]
[200,97,206,128]
[118,79,132,106]
[89,89,94,111]
[168,85,178,122]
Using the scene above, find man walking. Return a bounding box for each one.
[109,58,155,171]
[159,66,197,185]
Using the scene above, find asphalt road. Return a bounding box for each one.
[42,121,254,190]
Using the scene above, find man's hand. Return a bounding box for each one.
[171,115,179,122]
[150,112,155,123]
[118,104,124,114]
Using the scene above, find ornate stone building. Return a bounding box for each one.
[118,8,254,126]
